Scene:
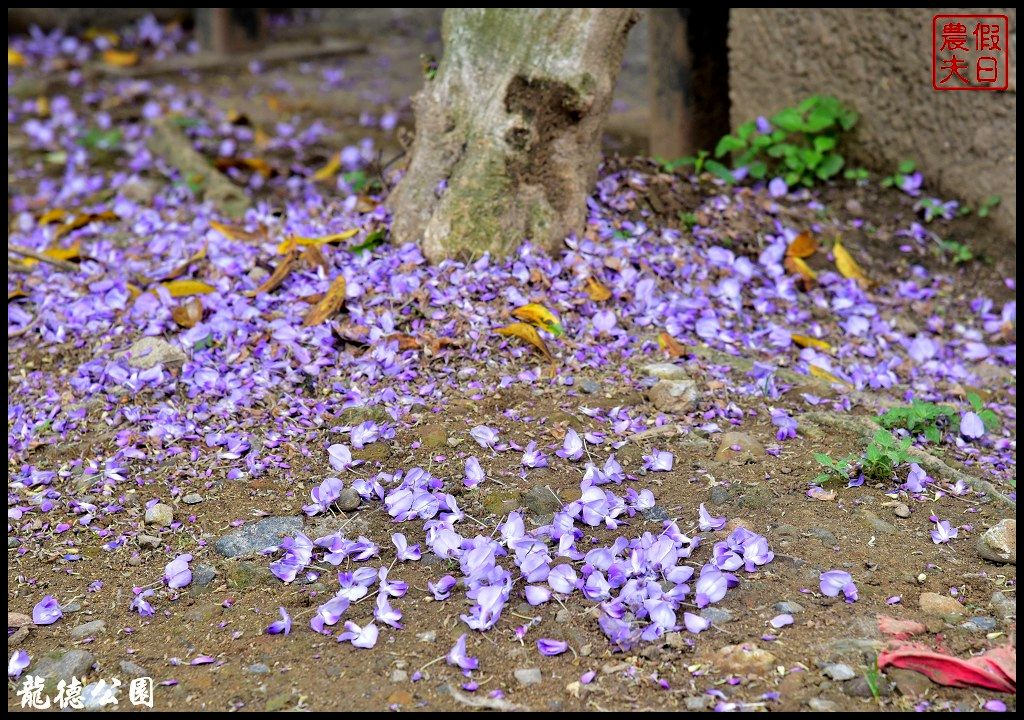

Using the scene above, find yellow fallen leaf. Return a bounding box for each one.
[784,255,818,282]
[276,229,359,255]
[791,334,832,353]
[84,29,119,44]
[8,48,27,67]
[241,156,274,179]
[312,153,341,182]
[511,303,563,337]
[833,239,870,287]
[496,322,554,362]
[53,211,118,240]
[8,288,28,301]
[36,96,50,117]
[209,220,263,243]
[303,275,347,326]
[39,209,69,225]
[126,284,143,300]
[21,240,83,268]
[102,49,139,67]
[786,231,817,258]
[158,279,216,297]
[584,276,611,302]
[808,364,849,386]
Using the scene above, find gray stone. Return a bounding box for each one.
[182,493,204,505]
[247,663,271,674]
[714,644,777,675]
[119,660,150,678]
[700,608,734,625]
[990,591,1015,623]
[809,527,838,547]
[144,503,174,527]
[977,519,1016,564]
[714,432,764,463]
[337,488,361,512]
[823,663,856,681]
[641,362,691,381]
[193,564,217,587]
[514,667,542,686]
[886,668,933,697]
[893,503,911,518]
[417,630,437,643]
[523,485,562,518]
[580,379,600,394]
[118,336,186,370]
[32,649,95,685]
[775,601,805,614]
[641,505,670,521]
[961,616,997,632]
[807,698,839,712]
[390,669,409,682]
[648,378,699,414]
[685,695,714,710]
[214,516,303,558]
[137,534,161,549]
[843,675,891,698]
[858,509,896,534]
[70,620,106,639]
[709,485,731,506]
[9,537,20,548]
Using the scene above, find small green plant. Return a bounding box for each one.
[861,428,912,482]
[967,391,1001,431]
[678,211,698,230]
[864,663,883,701]
[843,167,869,182]
[935,238,975,265]
[879,400,958,443]
[977,195,1001,218]
[813,451,856,485]
[78,127,123,152]
[660,149,710,175]
[881,159,917,188]
[710,95,858,187]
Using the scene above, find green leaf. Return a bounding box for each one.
[772,107,805,132]
[704,160,735,183]
[350,228,388,254]
[967,392,983,411]
[747,160,767,179]
[816,153,845,179]
[736,121,757,141]
[714,134,746,157]
[898,160,916,174]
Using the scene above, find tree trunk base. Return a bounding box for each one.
[388,9,638,263]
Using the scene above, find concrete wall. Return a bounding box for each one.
[728,8,1016,244]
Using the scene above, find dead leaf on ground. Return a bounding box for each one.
[833,238,870,288]
[102,49,139,67]
[171,297,203,328]
[584,276,612,302]
[302,275,347,326]
[277,229,359,255]
[496,322,554,363]
[791,333,832,353]
[658,331,688,358]
[158,279,216,298]
[786,231,818,258]
[245,252,297,298]
[511,303,563,337]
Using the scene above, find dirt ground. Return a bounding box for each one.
[7,13,1016,713]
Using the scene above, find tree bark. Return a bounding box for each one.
[388,9,638,263]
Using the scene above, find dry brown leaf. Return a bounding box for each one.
[658,331,688,358]
[102,49,139,67]
[496,322,554,362]
[303,275,347,326]
[160,244,208,282]
[300,245,328,271]
[171,297,203,328]
[584,276,612,302]
[312,153,341,182]
[209,220,263,243]
[245,252,297,298]
[786,231,818,258]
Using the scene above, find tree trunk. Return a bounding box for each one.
[388,9,638,263]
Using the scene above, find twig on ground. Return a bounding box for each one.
[446,684,526,712]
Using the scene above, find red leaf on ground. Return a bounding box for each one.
[878,643,1015,693]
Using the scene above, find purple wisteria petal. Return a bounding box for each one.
[537,638,568,656]
[32,595,63,625]
[9,650,30,678]
[446,633,479,670]
[266,607,292,635]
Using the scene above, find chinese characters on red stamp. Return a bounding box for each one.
[933,14,1009,91]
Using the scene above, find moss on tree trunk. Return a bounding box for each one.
[388,8,638,263]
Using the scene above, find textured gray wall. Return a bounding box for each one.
[729,8,1016,244]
